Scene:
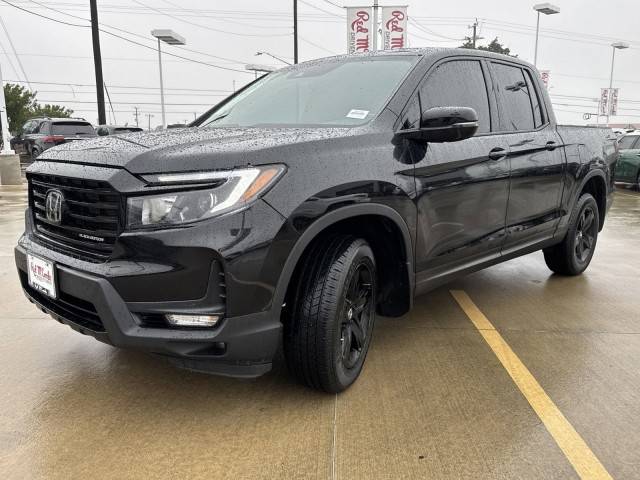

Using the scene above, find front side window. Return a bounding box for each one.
[419,60,491,134]
[618,135,639,150]
[22,121,35,134]
[492,62,538,132]
[199,56,419,128]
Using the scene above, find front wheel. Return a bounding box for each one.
[543,193,599,275]
[284,235,376,393]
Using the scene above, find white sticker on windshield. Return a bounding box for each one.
[346,109,369,120]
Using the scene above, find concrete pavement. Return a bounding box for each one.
[1,185,639,479]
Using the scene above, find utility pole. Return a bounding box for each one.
[293,0,298,63]
[133,107,140,127]
[472,19,477,48]
[89,0,106,125]
[372,0,379,51]
[146,113,154,131]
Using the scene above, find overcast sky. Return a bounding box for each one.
[0,0,638,128]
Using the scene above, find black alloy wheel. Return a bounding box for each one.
[284,235,377,393]
[340,263,374,370]
[574,205,597,263]
[543,193,600,275]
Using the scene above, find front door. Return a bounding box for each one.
[405,58,510,285]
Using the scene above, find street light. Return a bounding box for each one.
[245,64,277,79]
[533,3,560,67]
[256,51,292,66]
[607,41,630,124]
[151,29,185,129]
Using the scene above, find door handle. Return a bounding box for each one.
[546,141,558,151]
[488,147,507,161]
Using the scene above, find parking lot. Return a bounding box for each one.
[0,185,638,479]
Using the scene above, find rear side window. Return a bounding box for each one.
[492,63,540,132]
[114,127,142,133]
[51,122,95,136]
[420,60,491,133]
[524,70,544,128]
[618,135,639,150]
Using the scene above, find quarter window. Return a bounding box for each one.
[419,60,491,134]
[492,63,540,131]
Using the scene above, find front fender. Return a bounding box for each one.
[258,182,417,320]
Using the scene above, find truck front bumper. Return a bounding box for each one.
[15,245,282,378]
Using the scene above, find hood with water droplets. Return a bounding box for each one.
[39,126,357,174]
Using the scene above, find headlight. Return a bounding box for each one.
[126,165,285,228]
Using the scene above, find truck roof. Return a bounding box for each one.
[293,47,536,72]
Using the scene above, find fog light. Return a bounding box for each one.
[165,314,221,327]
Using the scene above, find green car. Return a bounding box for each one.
[615,132,640,189]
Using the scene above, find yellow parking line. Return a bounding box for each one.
[450,290,613,480]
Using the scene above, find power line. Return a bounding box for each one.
[130,0,292,38]
[299,35,339,55]
[4,78,235,92]
[0,0,87,26]
[0,14,31,89]
[0,0,255,73]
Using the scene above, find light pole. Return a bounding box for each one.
[607,41,630,124]
[533,3,560,67]
[151,29,185,129]
[0,61,14,155]
[256,51,292,66]
[245,64,277,79]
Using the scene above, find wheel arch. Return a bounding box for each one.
[577,170,607,230]
[273,204,415,321]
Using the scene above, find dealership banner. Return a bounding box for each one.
[346,7,373,54]
[539,70,550,90]
[381,6,408,50]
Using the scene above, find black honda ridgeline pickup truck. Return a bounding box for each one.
[16,49,618,392]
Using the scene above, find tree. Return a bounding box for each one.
[460,37,516,57]
[33,104,74,119]
[4,83,37,134]
[3,83,74,134]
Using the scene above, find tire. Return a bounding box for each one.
[543,193,599,275]
[636,171,640,191]
[284,235,377,393]
[30,147,41,160]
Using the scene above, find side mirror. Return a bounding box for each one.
[399,106,479,143]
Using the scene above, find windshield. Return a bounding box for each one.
[51,122,96,136]
[199,56,419,128]
[618,135,638,150]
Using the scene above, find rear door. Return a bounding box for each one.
[408,58,510,282]
[489,61,566,252]
[615,135,640,183]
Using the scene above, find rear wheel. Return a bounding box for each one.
[543,193,599,275]
[30,147,41,160]
[636,171,640,191]
[284,235,376,393]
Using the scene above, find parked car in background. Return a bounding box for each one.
[11,118,96,159]
[614,131,640,189]
[96,125,144,136]
[15,49,618,392]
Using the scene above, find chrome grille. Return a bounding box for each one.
[29,173,123,262]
